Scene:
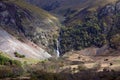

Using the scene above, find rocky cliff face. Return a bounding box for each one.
[0,0,61,59]
[0,0,61,54]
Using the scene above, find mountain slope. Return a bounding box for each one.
[0,0,61,60]
[25,0,120,55]
[26,0,118,16]
[59,0,120,54]
[0,28,51,60]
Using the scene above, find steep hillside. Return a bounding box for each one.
[25,0,120,55]
[0,0,61,60]
[26,0,118,16]
[0,28,51,60]
[59,0,120,54]
[0,0,60,56]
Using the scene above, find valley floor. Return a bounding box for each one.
[63,50,120,72]
[1,49,120,80]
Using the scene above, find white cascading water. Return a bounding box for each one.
[56,39,60,57]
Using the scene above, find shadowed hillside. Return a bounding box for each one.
[26,0,118,16]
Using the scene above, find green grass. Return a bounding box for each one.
[0,51,41,65]
[0,52,21,66]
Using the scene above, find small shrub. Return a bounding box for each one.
[0,53,22,67]
[14,52,25,58]
[0,54,10,65]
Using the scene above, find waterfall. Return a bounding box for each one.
[56,39,60,57]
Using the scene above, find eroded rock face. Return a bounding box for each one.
[99,5,115,16]
[99,1,120,16]
[116,1,120,13]
[0,1,60,54]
